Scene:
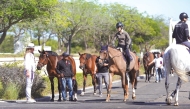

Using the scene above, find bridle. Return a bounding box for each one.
[38,53,50,67]
[79,55,89,69]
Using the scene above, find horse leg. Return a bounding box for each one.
[106,73,114,102]
[172,77,182,106]
[124,72,129,101]
[91,74,97,95]
[148,69,151,82]
[49,77,55,101]
[80,74,87,96]
[57,77,62,101]
[134,72,138,89]
[73,79,78,101]
[165,64,172,105]
[145,70,147,82]
[130,71,136,100]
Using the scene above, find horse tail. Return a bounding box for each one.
[166,46,189,82]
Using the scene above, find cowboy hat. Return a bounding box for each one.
[26,43,35,48]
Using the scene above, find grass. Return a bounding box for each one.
[0,82,19,100]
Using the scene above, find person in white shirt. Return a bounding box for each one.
[148,53,163,83]
[24,42,36,103]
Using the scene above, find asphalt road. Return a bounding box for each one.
[1,74,190,109]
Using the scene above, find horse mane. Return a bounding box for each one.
[45,51,58,56]
[84,53,92,60]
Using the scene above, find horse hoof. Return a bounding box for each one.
[166,97,172,105]
[123,99,127,102]
[74,98,78,101]
[80,92,84,96]
[58,99,61,102]
[132,96,136,100]
[93,93,97,95]
[106,98,110,102]
[50,99,54,102]
[174,102,179,106]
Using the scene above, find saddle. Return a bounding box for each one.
[180,44,190,53]
[116,47,132,62]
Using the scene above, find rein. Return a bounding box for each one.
[108,49,122,59]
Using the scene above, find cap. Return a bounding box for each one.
[62,52,69,57]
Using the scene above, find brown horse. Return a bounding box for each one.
[37,50,78,101]
[142,51,155,82]
[78,53,98,95]
[99,46,139,102]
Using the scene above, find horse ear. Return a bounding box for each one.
[78,52,81,55]
[42,49,45,54]
[38,50,41,53]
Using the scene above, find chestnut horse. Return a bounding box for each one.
[142,51,155,82]
[99,46,139,102]
[78,53,98,95]
[37,50,78,101]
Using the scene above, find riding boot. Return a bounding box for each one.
[126,58,130,71]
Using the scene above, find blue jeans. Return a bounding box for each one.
[156,68,162,81]
[61,77,73,100]
[96,72,109,94]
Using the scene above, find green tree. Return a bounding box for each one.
[0,35,14,53]
[0,0,58,45]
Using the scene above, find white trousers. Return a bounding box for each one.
[26,72,34,100]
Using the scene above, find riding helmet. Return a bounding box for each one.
[116,22,123,28]
[179,12,189,20]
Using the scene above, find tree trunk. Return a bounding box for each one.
[0,29,8,45]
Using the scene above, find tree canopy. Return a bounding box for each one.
[0,0,169,54]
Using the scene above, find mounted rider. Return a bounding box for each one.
[112,22,133,71]
[172,12,190,49]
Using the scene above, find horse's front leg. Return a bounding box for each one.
[80,73,87,96]
[57,77,62,101]
[106,73,114,102]
[91,74,97,95]
[49,77,55,101]
[124,73,129,101]
[130,71,136,100]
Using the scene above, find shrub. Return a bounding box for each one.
[0,62,45,100]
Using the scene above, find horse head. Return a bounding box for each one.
[78,52,89,70]
[99,45,109,60]
[37,50,49,70]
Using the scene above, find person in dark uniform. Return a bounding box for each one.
[172,12,190,48]
[56,52,73,101]
[112,22,132,71]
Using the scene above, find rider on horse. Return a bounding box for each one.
[172,12,190,49]
[112,22,132,71]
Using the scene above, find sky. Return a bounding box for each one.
[98,0,190,22]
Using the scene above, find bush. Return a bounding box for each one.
[0,62,45,100]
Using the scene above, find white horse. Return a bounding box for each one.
[163,44,190,106]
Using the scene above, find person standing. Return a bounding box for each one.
[172,12,190,48]
[56,52,73,101]
[96,46,109,97]
[148,53,163,83]
[24,42,36,103]
[112,22,132,71]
